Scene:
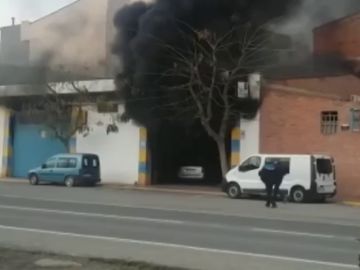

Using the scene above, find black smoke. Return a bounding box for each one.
[113,0,300,127]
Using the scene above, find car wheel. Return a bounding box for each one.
[64,176,75,188]
[227,183,242,199]
[29,174,39,185]
[291,187,306,203]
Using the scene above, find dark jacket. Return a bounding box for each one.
[259,164,287,185]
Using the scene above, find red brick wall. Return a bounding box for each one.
[314,13,360,59]
[260,89,360,200]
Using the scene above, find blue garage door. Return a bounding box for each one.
[12,123,67,178]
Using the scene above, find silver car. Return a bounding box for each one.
[178,166,204,180]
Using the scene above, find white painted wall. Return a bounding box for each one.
[240,113,260,161]
[0,107,9,176]
[76,105,140,184]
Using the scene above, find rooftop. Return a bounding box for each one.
[263,55,355,80]
[314,10,360,32]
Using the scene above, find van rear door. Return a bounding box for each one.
[81,155,100,180]
[313,156,336,194]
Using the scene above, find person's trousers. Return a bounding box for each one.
[265,182,280,206]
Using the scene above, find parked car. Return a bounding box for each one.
[177,166,204,180]
[224,154,336,203]
[28,154,101,187]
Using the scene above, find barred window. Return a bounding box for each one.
[350,109,360,131]
[321,111,338,135]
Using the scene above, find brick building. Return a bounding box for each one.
[260,12,360,200]
[314,12,360,60]
[261,76,360,200]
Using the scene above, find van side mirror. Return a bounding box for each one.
[41,164,47,169]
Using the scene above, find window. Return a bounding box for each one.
[57,158,68,168]
[350,109,360,131]
[265,157,291,175]
[68,158,77,168]
[239,156,261,172]
[83,156,99,168]
[321,111,338,135]
[44,158,56,169]
[316,158,333,174]
[56,158,77,169]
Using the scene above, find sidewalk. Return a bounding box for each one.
[105,183,224,196]
[2,178,359,206]
[342,201,360,207]
[0,178,224,196]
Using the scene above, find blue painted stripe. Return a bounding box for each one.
[139,162,148,173]
[231,140,240,152]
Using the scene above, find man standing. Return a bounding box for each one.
[259,160,287,208]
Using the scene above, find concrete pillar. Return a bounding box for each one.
[0,108,12,178]
[230,124,241,167]
[138,127,150,186]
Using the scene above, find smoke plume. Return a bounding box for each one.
[113,0,300,125]
[276,0,360,51]
[25,0,109,77]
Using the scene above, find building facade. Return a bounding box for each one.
[75,106,141,184]
[0,79,142,185]
[0,24,29,67]
[314,12,360,61]
[253,12,360,200]
[260,76,360,200]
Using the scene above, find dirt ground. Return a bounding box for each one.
[0,248,188,270]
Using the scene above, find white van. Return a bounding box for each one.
[224,154,336,203]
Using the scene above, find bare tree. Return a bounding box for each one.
[19,81,90,151]
[43,82,90,150]
[151,26,284,177]
[117,22,290,178]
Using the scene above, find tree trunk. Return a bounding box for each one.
[216,139,229,180]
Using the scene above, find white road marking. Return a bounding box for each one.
[0,224,357,269]
[1,194,360,228]
[0,204,355,241]
[251,227,356,241]
[252,228,335,239]
[0,205,184,225]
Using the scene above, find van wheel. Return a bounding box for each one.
[291,187,306,203]
[227,183,242,199]
[29,174,39,185]
[64,176,75,188]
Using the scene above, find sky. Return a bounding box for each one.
[0,0,77,27]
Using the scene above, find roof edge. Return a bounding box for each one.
[30,0,82,25]
[313,10,360,32]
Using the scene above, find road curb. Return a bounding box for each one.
[1,179,27,184]
[342,201,360,207]
[102,185,225,197]
[0,178,224,197]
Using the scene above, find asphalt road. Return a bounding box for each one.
[0,181,359,270]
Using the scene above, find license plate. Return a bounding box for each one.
[319,186,333,193]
